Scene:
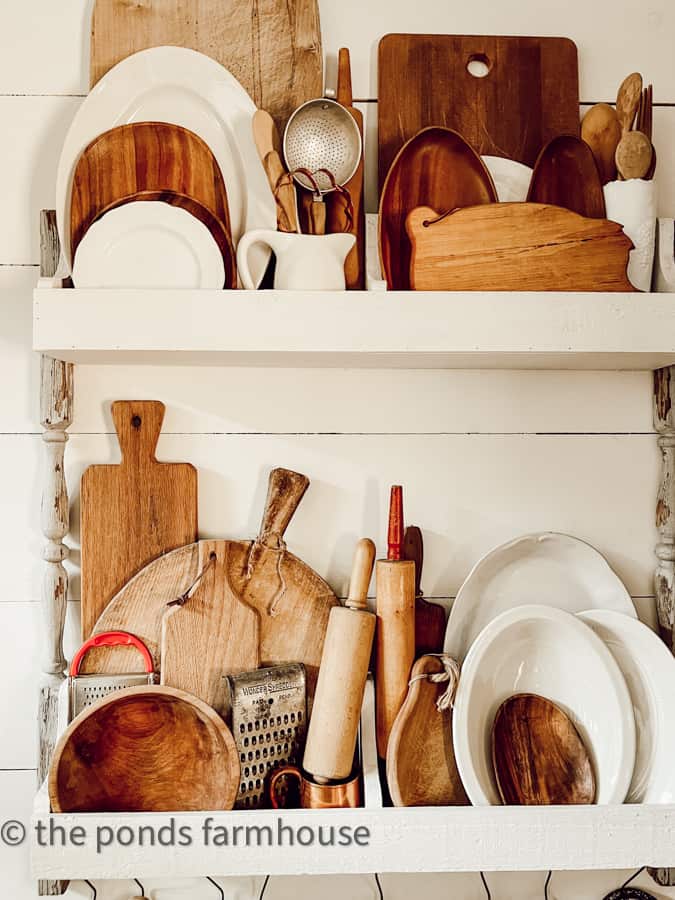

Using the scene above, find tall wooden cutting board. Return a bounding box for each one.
[90,0,323,135]
[80,401,198,639]
[378,34,580,193]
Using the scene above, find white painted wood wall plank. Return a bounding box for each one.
[3,0,674,104]
[56,433,657,600]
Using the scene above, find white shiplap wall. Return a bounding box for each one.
[2,1,675,897]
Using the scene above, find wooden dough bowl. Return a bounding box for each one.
[49,686,240,813]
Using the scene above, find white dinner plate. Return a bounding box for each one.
[482,156,533,202]
[57,46,275,286]
[444,532,636,663]
[578,609,675,803]
[72,202,225,289]
[453,604,636,806]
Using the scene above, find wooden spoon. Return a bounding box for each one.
[616,72,643,134]
[527,134,606,218]
[580,103,622,184]
[491,693,596,805]
[615,130,653,180]
[253,111,299,233]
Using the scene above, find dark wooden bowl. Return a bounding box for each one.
[49,686,240,813]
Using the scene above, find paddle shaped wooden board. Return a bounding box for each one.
[407,203,636,292]
[80,401,198,640]
[80,469,337,700]
[386,655,468,807]
[161,541,260,715]
[379,126,497,290]
[378,34,580,193]
[90,0,323,136]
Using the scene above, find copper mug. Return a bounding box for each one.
[268,765,361,810]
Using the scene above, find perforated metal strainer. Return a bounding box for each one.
[283,98,362,194]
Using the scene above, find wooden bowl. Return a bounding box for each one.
[70,121,236,286]
[49,686,240,813]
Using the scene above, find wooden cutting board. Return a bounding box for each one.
[407,203,637,292]
[386,655,468,807]
[80,468,337,699]
[378,34,580,194]
[80,401,198,640]
[90,0,323,136]
[379,127,497,290]
[161,540,260,715]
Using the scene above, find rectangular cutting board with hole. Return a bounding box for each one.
[377,34,580,194]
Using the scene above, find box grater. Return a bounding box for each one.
[227,664,306,809]
[68,631,157,721]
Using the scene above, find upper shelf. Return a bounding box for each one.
[33,287,675,370]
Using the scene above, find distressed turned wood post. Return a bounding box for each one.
[38,210,72,897]
[649,366,675,887]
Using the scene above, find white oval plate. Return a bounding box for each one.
[444,532,636,663]
[578,609,675,803]
[482,156,533,202]
[453,604,636,806]
[72,202,225,289]
[57,46,275,286]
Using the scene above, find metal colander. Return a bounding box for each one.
[283,98,362,194]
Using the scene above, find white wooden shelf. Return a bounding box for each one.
[33,286,675,370]
[30,679,675,880]
[30,797,675,880]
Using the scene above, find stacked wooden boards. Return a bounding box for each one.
[90,0,323,137]
[80,467,338,704]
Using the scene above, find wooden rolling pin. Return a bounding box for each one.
[303,538,376,782]
[375,486,415,759]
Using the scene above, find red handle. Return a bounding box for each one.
[70,631,154,676]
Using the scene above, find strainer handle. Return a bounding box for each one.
[70,631,154,676]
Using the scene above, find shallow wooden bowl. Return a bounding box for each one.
[49,686,240,813]
[70,121,236,285]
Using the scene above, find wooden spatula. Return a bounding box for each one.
[327,48,365,289]
[403,526,446,656]
[491,693,596,805]
[80,401,198,640]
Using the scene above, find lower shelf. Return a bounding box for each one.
[31,800,675,879]
[31,681,675,879]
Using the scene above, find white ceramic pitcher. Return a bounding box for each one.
[237,230,355,291]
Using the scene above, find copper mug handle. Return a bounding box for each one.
[268,765,302,810]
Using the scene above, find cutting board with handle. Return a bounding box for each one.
[407,203,637,292]
[386,654,468,807]
[378,34,580,194]
[80,468,337,700]
[327,48,365,289]
[80,401,198,640]
[90,0,323,136]
[161,540,260,716]
[404,526,446,656]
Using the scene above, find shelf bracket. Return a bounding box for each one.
[37,210,72,897]
[649,366,675,887]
